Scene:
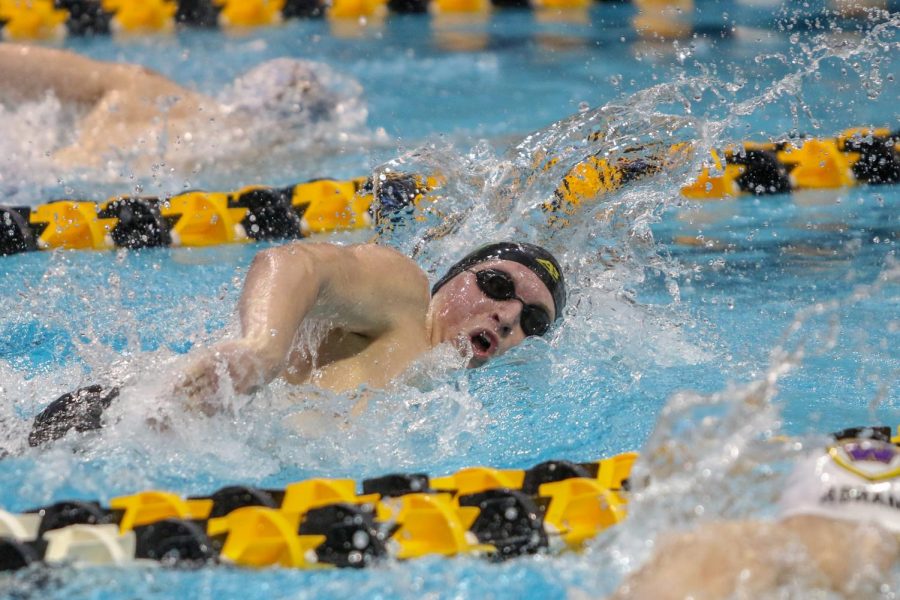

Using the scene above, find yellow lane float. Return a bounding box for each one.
[0,128,896,256]
[0,453,638,570]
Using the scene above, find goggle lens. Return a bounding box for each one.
[473,269,552,337]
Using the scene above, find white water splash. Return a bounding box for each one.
[0,58,381,197]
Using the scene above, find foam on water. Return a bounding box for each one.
[0,95,75,204]
[0,57,380,199]
[570,260,900,597]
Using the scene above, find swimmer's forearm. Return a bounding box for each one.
[237,244,323,378]
[0,44,110,104]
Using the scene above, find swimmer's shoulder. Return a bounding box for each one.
[346,243,431,303]
[273,241,418,271]
[347,242,425,274]
[273,241,430,303]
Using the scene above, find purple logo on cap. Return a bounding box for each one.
[845,442,897,464]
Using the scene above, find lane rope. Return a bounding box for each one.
[3,0,613,40]
[0,127,896,256]
[0,451,637,569]
[4,424,898,571]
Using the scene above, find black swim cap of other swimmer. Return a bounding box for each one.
[431,242,566,317]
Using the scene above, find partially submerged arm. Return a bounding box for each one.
[237,241,428,380]
[178,242,429,402]
[613,516,899,599]
[0,43,208,116]
[0,43,115,105]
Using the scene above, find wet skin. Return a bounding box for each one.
[177,244,557,408]
[427,259,556,367]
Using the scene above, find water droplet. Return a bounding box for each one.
[352,530,370,549]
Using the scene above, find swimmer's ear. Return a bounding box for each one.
[28,385,120,448]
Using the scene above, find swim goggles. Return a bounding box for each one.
[469,268,553,337]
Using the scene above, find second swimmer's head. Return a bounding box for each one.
[220,58,337,123]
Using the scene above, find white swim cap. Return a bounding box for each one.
[219,58,337,124]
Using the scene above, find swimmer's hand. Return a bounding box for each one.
[173,340,276,415]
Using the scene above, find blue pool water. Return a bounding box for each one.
[0,2,898,598]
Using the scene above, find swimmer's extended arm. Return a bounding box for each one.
[0,43,199,110]
[178,243,429,400]
[0,43,114,105]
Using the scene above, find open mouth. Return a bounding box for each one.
[469,330,496,358]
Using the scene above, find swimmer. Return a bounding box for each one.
[0,43,345,171]
[28,240,566,445]
[613,427,900,599]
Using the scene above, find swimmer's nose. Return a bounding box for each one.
[492,300,522,338]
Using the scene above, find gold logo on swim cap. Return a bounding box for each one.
[536,259,560,282]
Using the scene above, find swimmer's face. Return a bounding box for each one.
[430,259,556,367]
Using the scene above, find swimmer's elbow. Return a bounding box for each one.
[257,242,366,283]
[250,243,319,282]
[241,244,326,338]
[248,246,280,274]
[257,241,322,263]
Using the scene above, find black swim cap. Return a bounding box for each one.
[431,242,566,318]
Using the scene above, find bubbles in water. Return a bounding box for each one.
[352,530,370,550]
[572,261,900,596]
[0,95,73,203]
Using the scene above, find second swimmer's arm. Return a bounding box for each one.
[0,43,111,105]
[0,43,205,114]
